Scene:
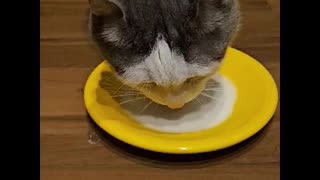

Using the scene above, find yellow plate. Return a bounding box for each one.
[84,47,279,154]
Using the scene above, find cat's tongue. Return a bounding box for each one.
[166,103,184,109]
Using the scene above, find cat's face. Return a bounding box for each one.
[89,0,240,108]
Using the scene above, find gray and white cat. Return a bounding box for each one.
[88,0,240,109]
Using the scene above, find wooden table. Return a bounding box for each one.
[40,0,280,179]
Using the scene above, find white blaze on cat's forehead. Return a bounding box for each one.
[122,35,218,86]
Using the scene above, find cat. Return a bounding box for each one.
[88,0,240,109]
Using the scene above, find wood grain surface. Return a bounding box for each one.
[40,0,280,179]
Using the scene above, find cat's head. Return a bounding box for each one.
[89,0,240,108]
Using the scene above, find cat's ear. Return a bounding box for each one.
[89,0,126,19]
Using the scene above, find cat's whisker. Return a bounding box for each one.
[110,92,140,94]
[203,89,223,91]
[120,90,141,93]
[102,75,117,80]
[108,90,140,94]
[205,88,221,90]
[101,76,118,82]
[205,84,221,86]
[105,87,136,91]
[134,88,143,98]
[204,86,222,88]
[200,93,220,100]
[100,83,123,87]
[112,83,126,95]
[105,85,143,96]
[205,86,222,89]
[205,81,218,84]
[111,94,143,97]
[139,101,153,114]
[104,73,117,80]
[119,97,147,105]
[109,76,135,95]
[195,98,203,105]
[204,88,220,90]
[205,82,220,85]
[100,81,122,87]
[106,89,139,93]
[147,84,151,96]
[152,103,160,114]
[111,94,143,98]
[136,83,152,97]
[206,81,219,84]
[110,93,141,96]
[135,93,141,98]
[205,85,220,87]
[139,84,146,94]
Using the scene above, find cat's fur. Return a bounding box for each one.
[89,0,240,108]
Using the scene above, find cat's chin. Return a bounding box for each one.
[144,95,186,109]
[138,87,204,110]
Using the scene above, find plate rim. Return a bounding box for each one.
[84,47,279,154]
